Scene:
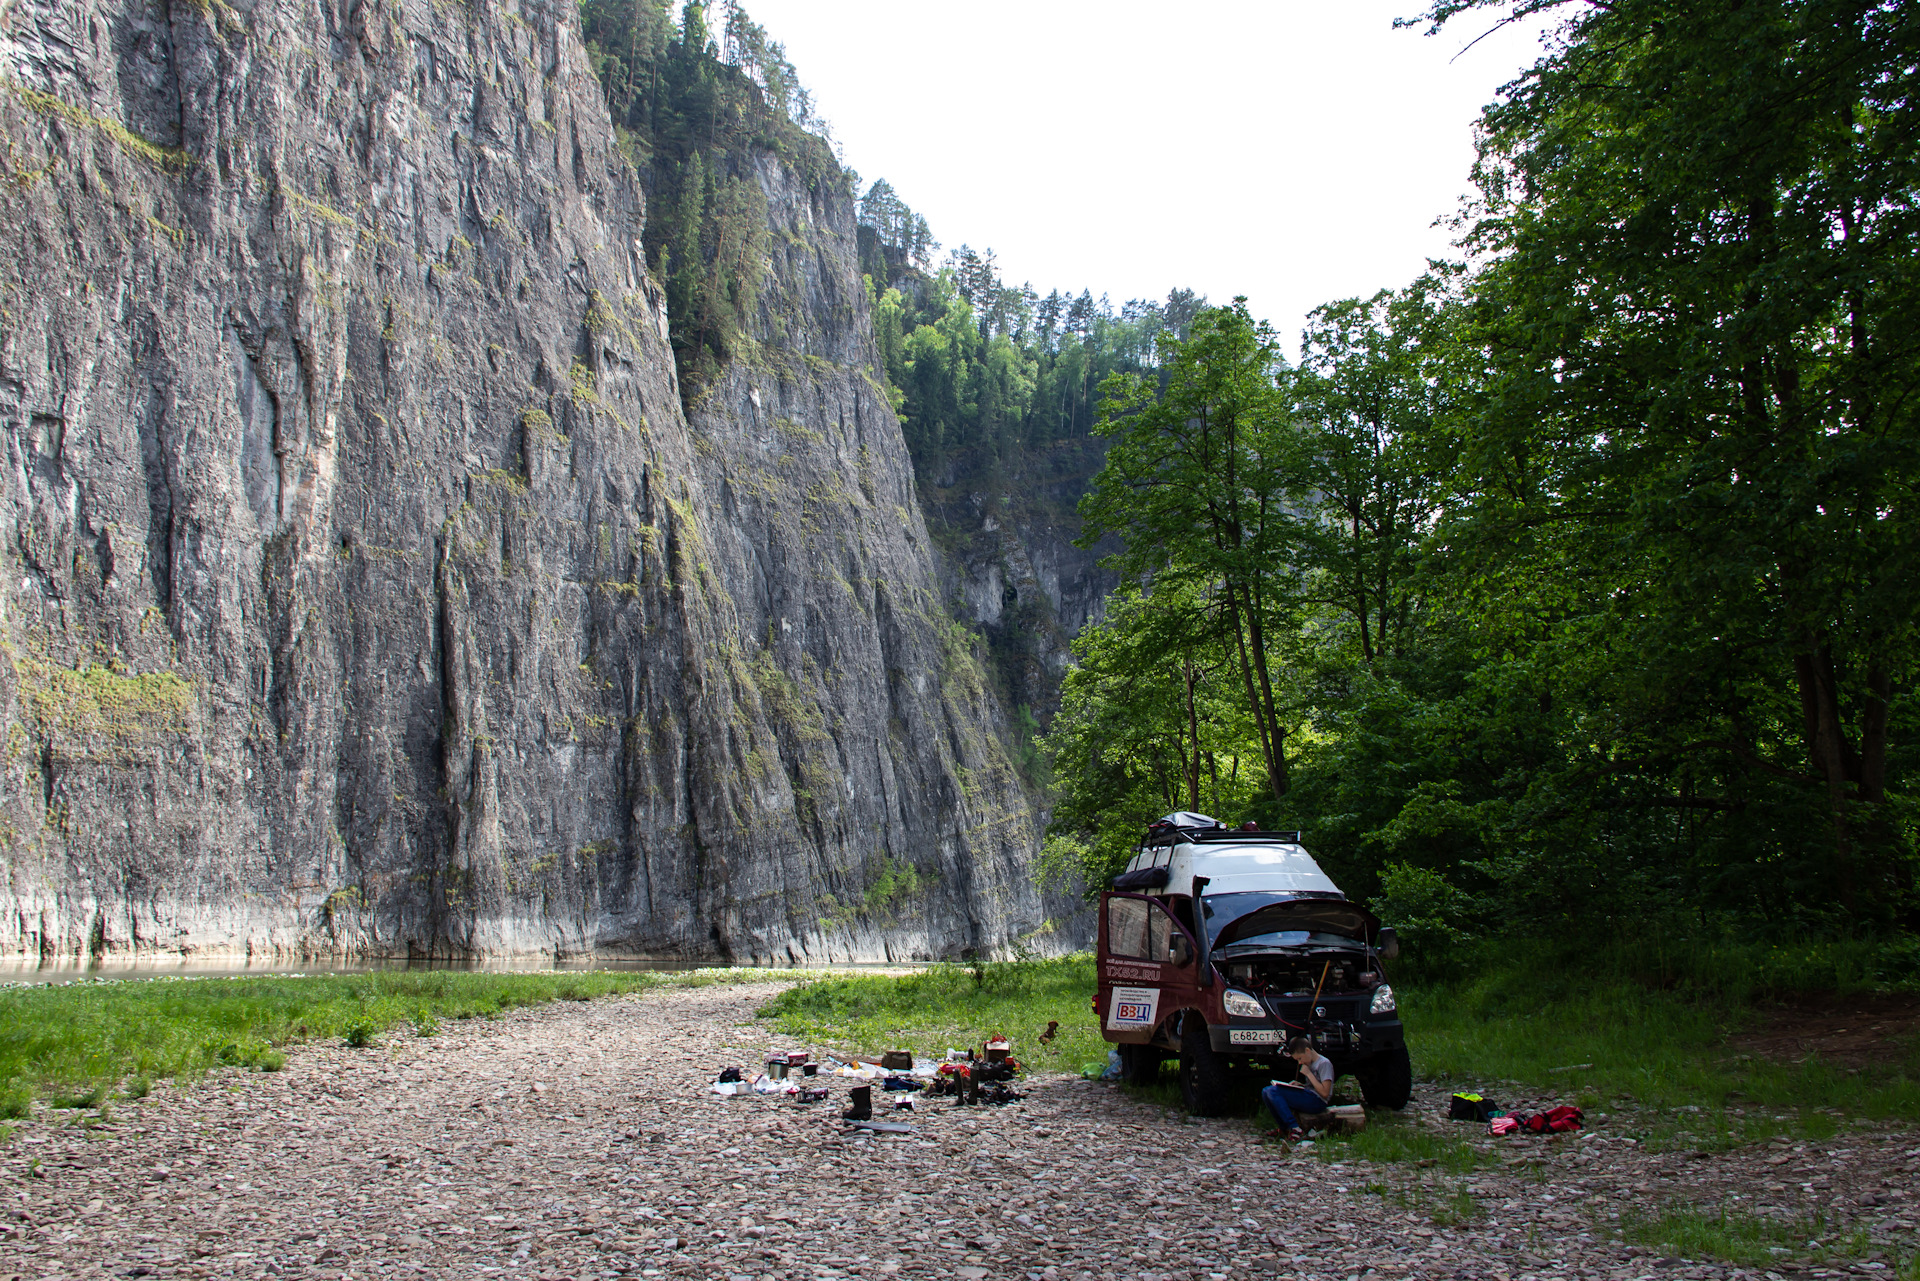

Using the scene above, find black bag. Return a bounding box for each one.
[1449,1092,1498,1122]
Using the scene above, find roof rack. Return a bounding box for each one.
[1140,825,1302,849]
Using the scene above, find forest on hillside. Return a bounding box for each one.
[579,1,1920,960]
[1044,0,1920,957]
[575,0,1192,454]
[576,0,1198,729]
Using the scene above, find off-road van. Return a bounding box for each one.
[1093,812,1412,1117]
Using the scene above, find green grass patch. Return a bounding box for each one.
[46,1084,103,1110]
[1403,954,1920,1145]
[0,967,819,1110]
[1305,1107,1495,1173]
[759,957,1106,1074]
[762,940,1920,1160]
[1621,1207,1885,1270]
[0,968,795,1111]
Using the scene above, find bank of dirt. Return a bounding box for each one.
[3,983,1916,1280]
[1727,993,1920,1070]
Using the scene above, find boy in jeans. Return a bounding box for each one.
[1262,1035,1333,1140]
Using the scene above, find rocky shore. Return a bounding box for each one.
[2,983,1914,1280]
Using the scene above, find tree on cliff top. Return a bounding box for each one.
[579,1,839,399]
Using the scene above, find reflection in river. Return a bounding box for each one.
[0,955,908,984]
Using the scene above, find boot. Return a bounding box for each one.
[841,1084,872,1121]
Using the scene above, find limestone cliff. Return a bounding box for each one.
[922,439,1119,727]
[0,0,1049,962]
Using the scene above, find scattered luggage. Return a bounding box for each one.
[1448,1092,1499,1122]
[1490,1104,1583,1135]
[1517,1104,1585,1134]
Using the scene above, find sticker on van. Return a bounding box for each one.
[1106,986,1160,1031]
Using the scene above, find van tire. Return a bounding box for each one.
[1119,1045,1164,1086]
[1178,1014,1231,1116]
[1358,1044,1413,1110]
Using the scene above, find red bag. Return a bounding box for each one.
[1519,1105,1584,1134]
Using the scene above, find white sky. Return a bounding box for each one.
[730,0,1557,351]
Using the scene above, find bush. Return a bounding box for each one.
[1372,862,1483,979]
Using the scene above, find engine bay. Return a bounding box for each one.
[1220,951,1381,996]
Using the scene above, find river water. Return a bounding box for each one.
[0,956,908,984]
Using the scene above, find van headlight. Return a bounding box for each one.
[1223,989,1265,1018]
[1369,983,1396,1014]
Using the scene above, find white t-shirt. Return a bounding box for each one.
[1302,1054,1334,1088]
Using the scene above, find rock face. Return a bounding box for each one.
[923,438,1120,724]
[0,0,1052,961]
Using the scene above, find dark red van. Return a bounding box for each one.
[1092,814,1412,1116]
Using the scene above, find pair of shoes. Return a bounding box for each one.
[1286,1127,1308,1142]
[841,1085,873,1121]
[1262,1127,1289,1141]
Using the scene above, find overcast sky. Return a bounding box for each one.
[728,0,1556,351]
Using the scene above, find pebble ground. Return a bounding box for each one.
[3,981,1916,1281]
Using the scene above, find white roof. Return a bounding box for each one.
[1124,838,1342,898]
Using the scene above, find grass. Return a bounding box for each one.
[761,942,1920,1149]
[759,956,1107,1074]
[0,967,790,1112]
[1305,1107,1496,1174]
[1353,1176,1486,1227]
[1621,1207,1896,1272]
[1401,948,1920,1147]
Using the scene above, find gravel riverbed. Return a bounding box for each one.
[3,982,1915,1281]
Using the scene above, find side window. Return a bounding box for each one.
[1106,896,1150,959]
[1144,899,1182,962]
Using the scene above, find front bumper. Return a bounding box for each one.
[1210,1015,1403,1061]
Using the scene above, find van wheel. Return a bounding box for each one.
[1178,1014,1231,1117]
[1358,1044,1413,1110]
[1119,1045,1164,1086]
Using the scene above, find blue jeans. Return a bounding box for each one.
[1263,1082,1329,1131]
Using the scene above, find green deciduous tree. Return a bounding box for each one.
[1045,584,1269,884]
[1079,301,1298,800]
[1289,286,1448,670]
[1417,0,1920,913]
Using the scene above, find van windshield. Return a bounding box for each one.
[1216,931,1365,955]
[1201,892,1375,948]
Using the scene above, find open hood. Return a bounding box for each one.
[1209,894,1380,949]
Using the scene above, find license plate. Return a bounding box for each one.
[1229,1029,1283,1045]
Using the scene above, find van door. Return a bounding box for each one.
[1098,893,1199,1045]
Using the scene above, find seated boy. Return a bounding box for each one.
[1262,1035,1333,1141]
